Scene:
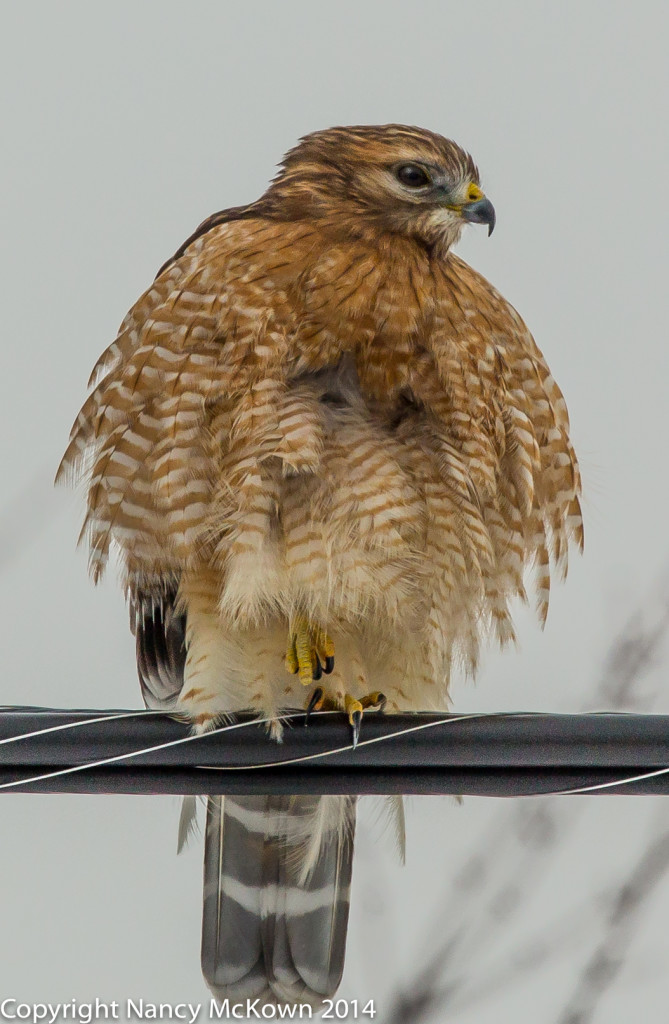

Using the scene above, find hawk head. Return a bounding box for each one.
[268,124,495,254]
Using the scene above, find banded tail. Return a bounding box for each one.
[202,795,355,1006]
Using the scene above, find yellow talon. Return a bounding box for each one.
[303,686,386,746]
[287,622,384,746]
[360,691,387,712]
[286,617,335,686]
[344,694,364,721]
[347,692,385,747]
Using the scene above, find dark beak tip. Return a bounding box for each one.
[463,197,496,236]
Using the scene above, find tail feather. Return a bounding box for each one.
[202,795,355,1007]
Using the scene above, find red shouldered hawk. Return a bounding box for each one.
[59,125,582,1006]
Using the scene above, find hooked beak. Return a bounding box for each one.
[462,196,496,236]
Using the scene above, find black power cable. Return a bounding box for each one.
[1,707,669,796]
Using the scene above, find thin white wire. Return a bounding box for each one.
[553,766,669,796]
[0,714,277,792]
[0,711,478,789]
[0,709,164,748]
[0,711,497,790]
[197,712,486,771]
[196,711,669,795]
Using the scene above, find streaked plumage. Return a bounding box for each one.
[59,124,583,1005]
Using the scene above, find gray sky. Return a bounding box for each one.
[1,1,669,1018]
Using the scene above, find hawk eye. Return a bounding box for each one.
[396,164,431,188]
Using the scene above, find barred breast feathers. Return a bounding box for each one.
[58,200,583,704]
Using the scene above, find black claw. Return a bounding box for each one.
[324,655,335,674]
[376,692,387,713]
[351,709,362,749]
[312,656,323,681]
[305,687,324,725]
